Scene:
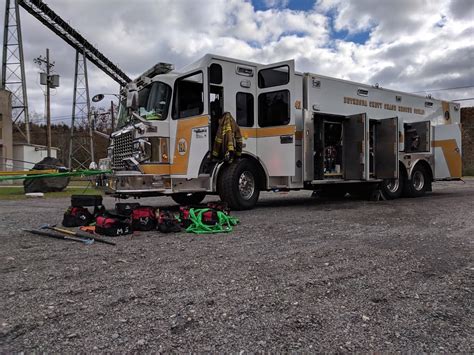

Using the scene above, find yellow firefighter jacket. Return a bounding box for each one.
[212,112,243,163]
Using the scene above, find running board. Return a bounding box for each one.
[311,179,382,185]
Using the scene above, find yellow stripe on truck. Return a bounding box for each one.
[432,139,462,178]
[240,125,296,139]
[171,115,209,175]
[139,115,208,176]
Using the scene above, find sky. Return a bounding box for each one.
[1,0,473,123]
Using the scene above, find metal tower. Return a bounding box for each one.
[2,0,30,142]
[68,50,94,169]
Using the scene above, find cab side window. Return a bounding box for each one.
[172,72,204,119]
[258,90,290,127]
[236,92,254,127]
[258,65,289,88]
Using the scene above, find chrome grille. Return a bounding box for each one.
[112,131,133,170]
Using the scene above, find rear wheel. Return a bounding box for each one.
[218,159,260,210]
[380,163,408,200]
[171,192,206,206]
[403,164,428,198]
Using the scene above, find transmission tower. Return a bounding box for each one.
[68,49,94,169]
[2,0,30,142]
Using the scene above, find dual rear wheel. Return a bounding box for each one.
[381,164,429,199]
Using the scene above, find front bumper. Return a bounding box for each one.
[97,171,171,195]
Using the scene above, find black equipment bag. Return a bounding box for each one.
[62,207,93,227]
[71,195,103,207]
[157,210,181,233]
[115,202,141,216]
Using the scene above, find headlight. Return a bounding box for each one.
[132,138,151,162]
[98,158,111,171]
[107,146,113,159]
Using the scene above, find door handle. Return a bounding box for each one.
[280,135,293,144]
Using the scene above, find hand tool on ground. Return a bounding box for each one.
[23,229,94,245]
[40,224,116,246]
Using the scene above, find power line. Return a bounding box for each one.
[411,85,474,93]
[452,98,474,102]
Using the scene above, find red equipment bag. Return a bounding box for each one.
[131,206,157,231]
[95,215,131,236]
[179,206,192,228]
[201,210,218,225]
[62,207,93,227]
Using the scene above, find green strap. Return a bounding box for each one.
[185,208,239,234]
[0,169,111,182]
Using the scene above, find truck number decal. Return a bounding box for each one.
[178,138,187,156]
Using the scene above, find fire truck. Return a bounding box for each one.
[97,54,462,210]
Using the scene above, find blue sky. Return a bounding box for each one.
[252,0,315,11]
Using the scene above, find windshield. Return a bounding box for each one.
[117,98,128,128]
[138,81,172,120]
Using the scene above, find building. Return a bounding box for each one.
[461,107,474,176]
[0,89,13,172]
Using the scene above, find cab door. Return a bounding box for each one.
[169,70,209,178]
[343,113,369,180]
[372,117,399,179]
[256,60,296,177]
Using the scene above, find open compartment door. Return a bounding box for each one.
[256,60,296,177]
[343,113,368,180]
[433,123,462,179]
[374,117,399,179]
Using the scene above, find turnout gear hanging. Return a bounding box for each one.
[212,112,243,164]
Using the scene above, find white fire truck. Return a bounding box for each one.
[97,54,462,210]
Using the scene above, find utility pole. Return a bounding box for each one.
[110,100,115,131]
[45,49,51,156]
[34,49,59,157]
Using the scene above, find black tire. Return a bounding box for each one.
[403,164,428,198]
[380,165,407,200]
[171,192,206,206]
[218,158,260,210]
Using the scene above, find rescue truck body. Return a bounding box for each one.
[98,54,462,209]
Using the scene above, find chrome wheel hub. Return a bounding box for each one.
[412,170,425,191]
[238,171,255,200]
[386,179,399,193]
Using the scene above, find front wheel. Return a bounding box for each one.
[218,159,260,210]
[171,192,206,206]
[403,165,428,198]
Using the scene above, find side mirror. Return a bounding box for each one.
[126,83,138,111]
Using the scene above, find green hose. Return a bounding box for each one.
[0,170,111,182]
[185,208,239,234]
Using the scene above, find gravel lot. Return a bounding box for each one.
[0,180,473,352]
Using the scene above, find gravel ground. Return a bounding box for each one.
[0,180,473,352]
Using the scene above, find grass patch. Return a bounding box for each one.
[0,185,103,200]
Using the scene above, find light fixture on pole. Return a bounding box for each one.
[92,93,121,130]
[34,48,60,157]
